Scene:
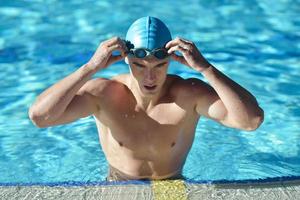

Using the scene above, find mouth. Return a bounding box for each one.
[143,85,157,91]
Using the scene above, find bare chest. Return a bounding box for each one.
[96,101,196,153]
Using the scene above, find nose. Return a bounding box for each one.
[144,68,156,83]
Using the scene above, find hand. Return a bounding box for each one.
[166,37,210,72]
[87,37,128,71]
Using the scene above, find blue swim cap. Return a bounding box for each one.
[126,16,172,50]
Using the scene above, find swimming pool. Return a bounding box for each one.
[0,0,299,186]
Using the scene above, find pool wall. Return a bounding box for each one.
[1,176,300,200]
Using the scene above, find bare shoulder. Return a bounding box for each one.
[111,73,130,84]
[78,77,126,97]
[169,75,214,99]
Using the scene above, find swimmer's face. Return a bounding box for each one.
[125,56,170,96]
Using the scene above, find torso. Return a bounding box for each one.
[92,74,201,179]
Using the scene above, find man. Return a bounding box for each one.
[28,16,264,181]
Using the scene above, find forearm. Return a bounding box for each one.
[201,64,263,126]
[29,63,96,122]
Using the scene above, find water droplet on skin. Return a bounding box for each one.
[191,82,195,85]
[132,114,135,118]
[124,114,128,118]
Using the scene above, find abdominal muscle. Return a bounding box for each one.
[97,123,191,180]
[104,138,186,179]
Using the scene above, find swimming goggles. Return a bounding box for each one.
[124,40,169,59]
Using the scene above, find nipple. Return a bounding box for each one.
[171,142,176,147]
[118,141,123,147]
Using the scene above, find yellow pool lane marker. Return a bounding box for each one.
[151,179,188,200]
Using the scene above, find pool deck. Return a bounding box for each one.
[1,177,300,200]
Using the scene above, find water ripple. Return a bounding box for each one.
[0,0,299,183]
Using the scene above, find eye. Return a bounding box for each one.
[155,63,167,68]
[133,63,145,68]
[136,64,145,68]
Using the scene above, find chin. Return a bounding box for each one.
[140,85,159,96]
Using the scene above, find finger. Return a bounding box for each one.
[119,39,128,52]
[179,43,193,51]
[107,54,124,66]
[167,45,188,55]
[179,38,193,45]
[165,37,190,49]
[107,44,127,56]
[165,38,180,49]
[107,38,126,50]
[170,53,187,65]
[107,38,127,50]
[103,36,121,47]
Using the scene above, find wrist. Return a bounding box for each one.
[194,62,211,73]
[85,61,103,72]
[79,63,97,79]
[200,64,215,77]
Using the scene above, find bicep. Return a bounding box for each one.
[50,92,97,126]
[195,83,239,129]
[195,89,227,121]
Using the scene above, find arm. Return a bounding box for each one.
[194,66,263,131]
[29,65,96,128]
[166,37,264,131]
[29,37,128,128]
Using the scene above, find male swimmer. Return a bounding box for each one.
[29,16,264,181]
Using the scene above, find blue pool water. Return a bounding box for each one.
[0,1,299,184]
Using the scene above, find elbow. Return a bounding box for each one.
[28,108,48,128]
[244,107,264,131]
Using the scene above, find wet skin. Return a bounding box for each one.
[93,57,201,179]
[29,37,264,180]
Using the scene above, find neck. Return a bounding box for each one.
[129,78,166,111]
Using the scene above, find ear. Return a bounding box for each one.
[125,57,129,64]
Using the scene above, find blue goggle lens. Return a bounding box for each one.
[124,40,169,59]
[134,49,147,58]
[131,48,168,59]
[153,50,168,59]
